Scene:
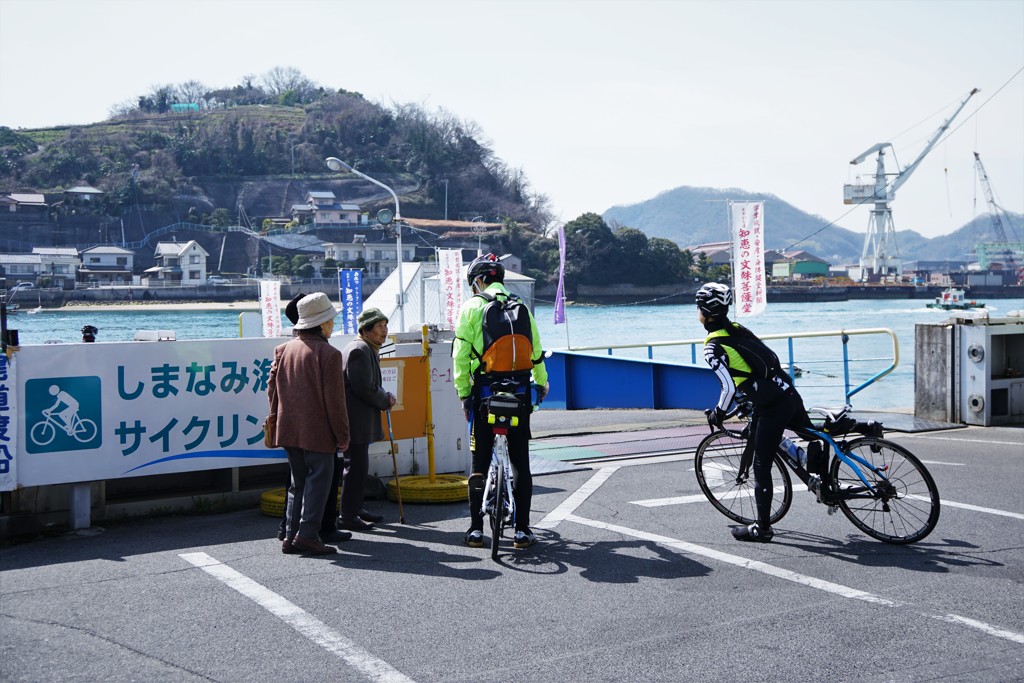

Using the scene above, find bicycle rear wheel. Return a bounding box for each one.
[694,431,792,525]
[489,436,509,561]
[830,437,940,544]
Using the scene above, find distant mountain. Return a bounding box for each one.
[602,186,1024,265]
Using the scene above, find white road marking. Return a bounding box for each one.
[535,466,619,530]
[566,514,898,605]
[932,614,1024,645]
[632,485,787,508]
[563,515,1024,645]
[918,460,965,466]
[180,552,415,683]
[909,495,1024,520]
[898,434,1024,447]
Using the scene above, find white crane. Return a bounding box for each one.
[844,87,979,280]
[973,151,1022,270]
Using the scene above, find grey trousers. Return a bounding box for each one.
[284,447,335,540]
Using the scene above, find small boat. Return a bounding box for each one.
[26,306,42,314]
[926,288,985,311]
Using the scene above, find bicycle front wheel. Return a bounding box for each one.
[830,437,940,544]
[694,431,792,525]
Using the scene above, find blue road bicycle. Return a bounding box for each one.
[694,402,941,544]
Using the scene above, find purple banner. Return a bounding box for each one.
[338,269,363,334]
[554,224,566,325]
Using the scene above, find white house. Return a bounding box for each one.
[290,191,364,227]
[0,253,42,289]
[32,247,80,289]
[144,240,209,285]
[322,239,414,283]
[78,246,134,285]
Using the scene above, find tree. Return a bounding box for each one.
[209,208,232,227]
[563,213,620,285]
[321,257,339,279]
[175,80,208,105]
[260,67,317,103]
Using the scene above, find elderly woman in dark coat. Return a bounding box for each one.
[268,293,350,555]
[338,308,397,531]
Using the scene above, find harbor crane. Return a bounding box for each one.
[844,87,979,280]
[972,151,1022,270]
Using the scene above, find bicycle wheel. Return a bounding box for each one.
[30,420,56,447]
[694,431,792,525]
[490,460,506,561]
[74,418,97,443]
[830,437,940,544]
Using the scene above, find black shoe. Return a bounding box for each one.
[731,523,774,543]
[339,518,374,532]
[513,529,538,549]
[321,528,353,542]
[358,509,385,523]
[464,528,484,547]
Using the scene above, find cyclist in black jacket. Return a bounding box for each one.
[697,282,812,543]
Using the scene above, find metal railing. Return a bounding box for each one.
[556,327,900,405]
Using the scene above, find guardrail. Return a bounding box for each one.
[554,327,900,405]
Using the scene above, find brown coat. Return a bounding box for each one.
[267,331,350,453]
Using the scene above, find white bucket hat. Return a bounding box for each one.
[293,292,339,330]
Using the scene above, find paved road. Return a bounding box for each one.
[2,422,1023,682]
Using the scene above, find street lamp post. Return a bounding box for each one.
[326,157,405,331]
[471,216,485,256]
[442,179,448,221]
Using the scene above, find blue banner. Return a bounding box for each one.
[338,269,363,334]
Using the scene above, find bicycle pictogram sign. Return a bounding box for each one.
[25,377,102,454]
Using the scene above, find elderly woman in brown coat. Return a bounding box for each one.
[267,293,350,555]
[338,307,397,531]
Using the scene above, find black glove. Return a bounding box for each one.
[707,407,727,429]
[461,396,473,421]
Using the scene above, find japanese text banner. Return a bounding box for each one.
[338,269,364,334]
[259,280,282,337]
[438,249,464,331]
[730,201,767,318]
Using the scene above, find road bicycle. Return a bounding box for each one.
[480,381,542,560]
[31,408,98,446]
[694,402,940,544]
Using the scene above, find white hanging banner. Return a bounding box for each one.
[259,280,282,337]
[730,201,767,317]
[438,249,464,331]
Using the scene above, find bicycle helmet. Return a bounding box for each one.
[695,282,732,317]
[467,253,504,287]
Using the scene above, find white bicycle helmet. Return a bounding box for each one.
[695,282,732,317]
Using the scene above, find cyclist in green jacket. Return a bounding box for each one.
[453,253,549,549]
[698,282,811,543]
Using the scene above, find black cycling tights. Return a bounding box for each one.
[751,393,812,528]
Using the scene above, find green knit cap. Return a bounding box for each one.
[357,308,388,331]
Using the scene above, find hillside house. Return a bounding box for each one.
[1,193,48,215]
[144,240,209,285]
[290,191,365,227]
[78,246,134,285]
[32,247,80,290]
[64,185,104,204]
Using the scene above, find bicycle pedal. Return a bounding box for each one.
[827,505,839,516]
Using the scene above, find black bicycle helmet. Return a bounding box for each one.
[467,253,504,286]
[695,282,732,317]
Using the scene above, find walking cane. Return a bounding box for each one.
[386,408,406,524]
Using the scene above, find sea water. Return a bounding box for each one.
[7,299,1019,411]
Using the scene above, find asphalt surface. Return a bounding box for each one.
[2,414,1023,682]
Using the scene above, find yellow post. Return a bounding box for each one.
[421,325,437,484]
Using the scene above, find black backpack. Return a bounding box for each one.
[708,323,794,405]
[474,291,535,376]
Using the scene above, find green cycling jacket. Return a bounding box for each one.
[452,282,548,399]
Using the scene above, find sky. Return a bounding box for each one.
[1,0,1022,239]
